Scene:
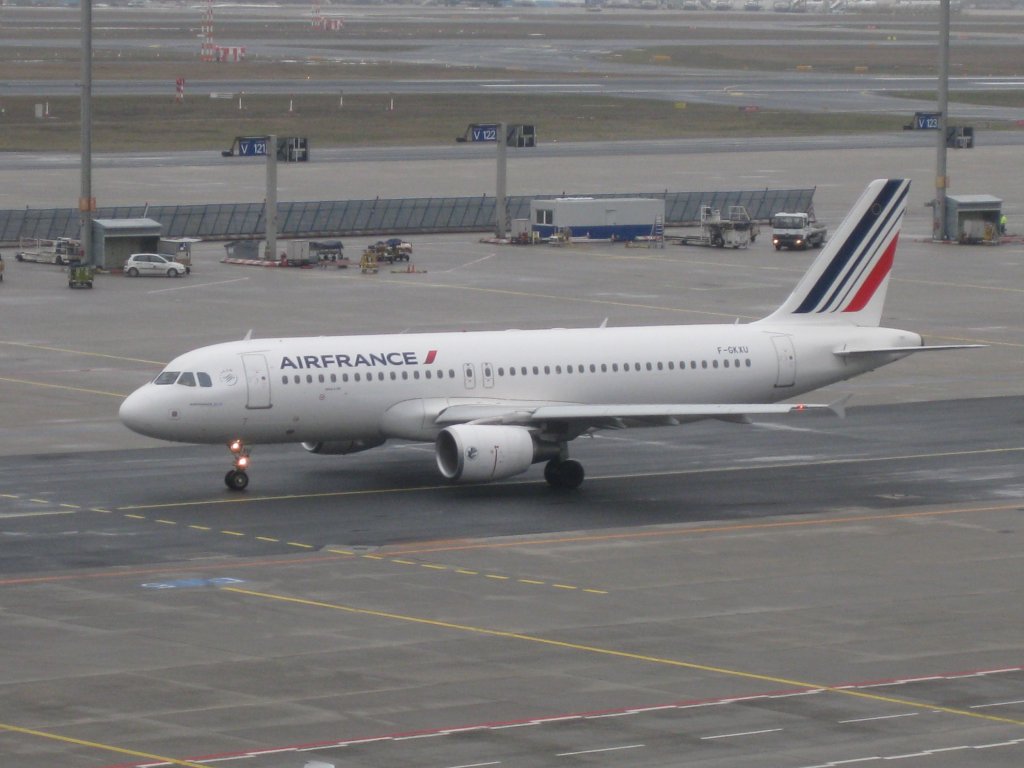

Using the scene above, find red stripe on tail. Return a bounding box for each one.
[844,233,898,313]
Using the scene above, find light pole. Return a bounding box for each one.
[933,0,950,241]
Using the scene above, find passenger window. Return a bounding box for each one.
[177,372,196,387]
[197,372,212,387]
[318,374,325,383]
[154,371,179,385]
[281,376,288,385]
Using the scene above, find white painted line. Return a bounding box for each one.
[446,762,500,768]
[973,739,1024,749]
[701,728,783,740]
[839,713,918,724]
[970,698,1024,709]
[147,277,250,294]
[556,744,645,757]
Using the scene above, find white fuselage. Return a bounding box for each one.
[118,322,920,446]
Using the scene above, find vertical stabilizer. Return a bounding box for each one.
[758,178,910,327]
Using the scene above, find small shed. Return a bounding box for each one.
[223,240,261,260]
[530,197,665,241]
[91,218,163,270]
[944,194,1002,244]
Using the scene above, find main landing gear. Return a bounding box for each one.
[225,439,250,491]
[544,458,584,490]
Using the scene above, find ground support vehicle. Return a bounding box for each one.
[68,264,95,288]
[15,237,83,265]
[771,212,827,250]
[385,238,412,262]
[309,240,350,267]
[675,205,758,249]
[359,247,379,274]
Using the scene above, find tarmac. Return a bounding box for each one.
[0,138,1022,768]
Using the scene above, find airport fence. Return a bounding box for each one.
[0,188,815,245]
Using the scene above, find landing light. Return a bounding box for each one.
[235,455,249,470]
[229,439,244,454]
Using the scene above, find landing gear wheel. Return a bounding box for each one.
[544,458,585,490]
[225,469,249,491]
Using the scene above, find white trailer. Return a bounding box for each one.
[530,197,664,242]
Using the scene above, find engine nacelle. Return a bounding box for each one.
[301,438,385,455]
[435,424,536,483]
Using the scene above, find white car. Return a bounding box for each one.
[124,253,189,277]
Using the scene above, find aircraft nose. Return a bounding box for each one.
[119,387,159,437]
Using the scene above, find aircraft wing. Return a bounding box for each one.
[435,400,844,430]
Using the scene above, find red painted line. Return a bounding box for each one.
[97,665,1023,768]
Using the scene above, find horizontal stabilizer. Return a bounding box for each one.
[834,344,986,357]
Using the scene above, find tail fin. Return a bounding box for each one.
[758,178,910,328]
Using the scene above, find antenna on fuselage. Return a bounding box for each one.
[599,318,609,328]
[243,329,253,341]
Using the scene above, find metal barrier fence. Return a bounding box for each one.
[0,188,814,245]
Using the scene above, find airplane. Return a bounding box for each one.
[119,178,978,492]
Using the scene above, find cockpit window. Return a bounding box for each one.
[177,372,197,387]
[197,372,212,387]
[154,371,180,385]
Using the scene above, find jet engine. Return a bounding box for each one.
[435,424,539,483]
[301,438,385,455]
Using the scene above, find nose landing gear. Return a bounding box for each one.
[225,440,250,491]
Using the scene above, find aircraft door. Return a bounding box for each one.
[241,353,272,409]
[482,362,494,389]
[462,362,476,390]
[770,335,796,388]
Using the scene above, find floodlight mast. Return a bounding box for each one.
[496,122,508,239]
[80,0,94,264]
[933,0,950,241]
